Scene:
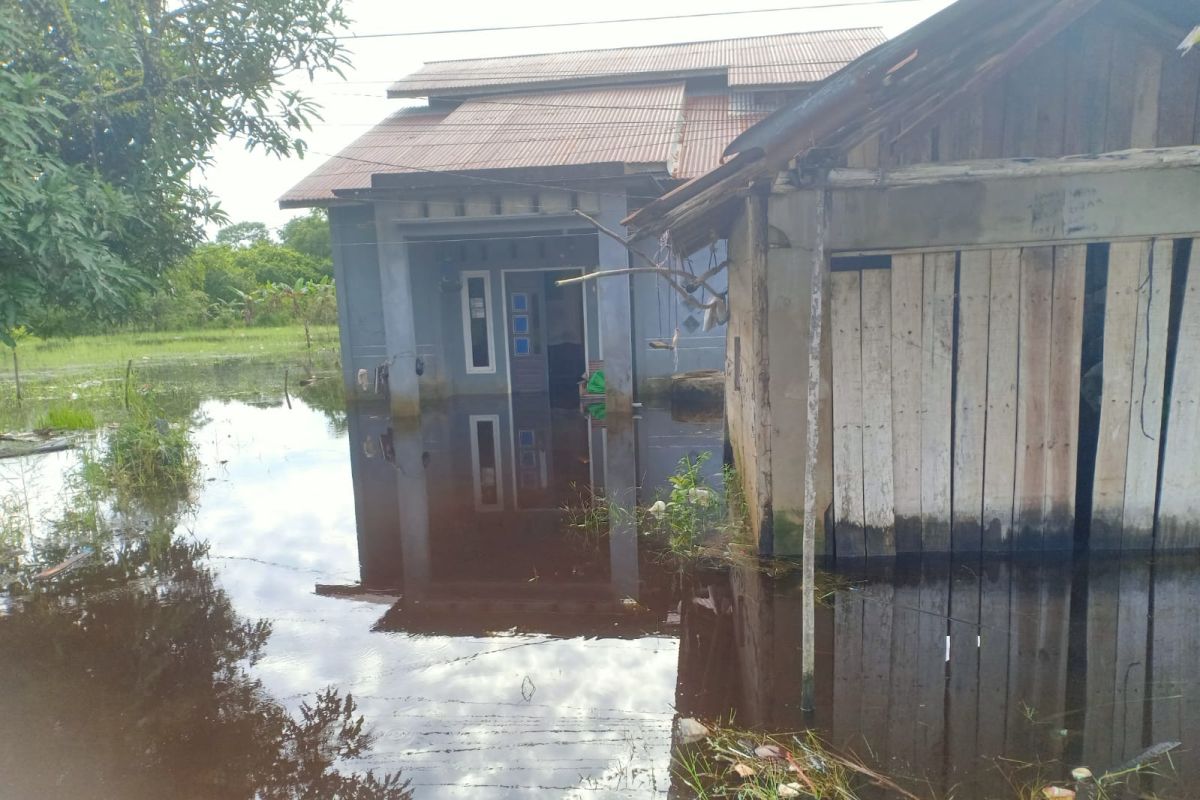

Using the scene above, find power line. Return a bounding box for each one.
[327,0,917,40]
[315,56,875,86]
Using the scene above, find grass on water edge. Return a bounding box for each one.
[0,325,339,375]
[0,325,341,432]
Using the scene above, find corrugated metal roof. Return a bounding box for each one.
[388,29,887,97]
[280,85,686,205]
[279,107,450,206]
[675,94,772,179]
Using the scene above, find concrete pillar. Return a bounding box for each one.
[374,202,421,417]
[604,415,640,601]
[393,418,431,595]
[596,193,634,415]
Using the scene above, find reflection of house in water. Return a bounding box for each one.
[335,396,722,637]
[678,557,1200,796]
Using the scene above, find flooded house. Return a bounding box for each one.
[279,29,887,414]
[627,0,1200,558]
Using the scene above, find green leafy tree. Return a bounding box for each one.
[280,210,333,275]
[237,241,325,286]
[0,0,350,345]
[216,221,272,249]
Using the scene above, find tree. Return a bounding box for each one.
[280,209,333,272]
[216,221,272,249]
[0,0,350,346]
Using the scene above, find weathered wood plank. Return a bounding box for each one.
[1043,245,1086,550]
[953,251,991,552]
[1158,240,1200,550]
[946,562,982,781]
[1148,558,1200,786]
[891,254,925,553]
[1121,239,1173,544]
[1081,558,1119,769]
[886,567,922,768]
[1091,241,1143,550]
[1033,40,1068,158]
[860,268,896,556]
[976,560,1011,758]
[982,249,1021,551]
[1113,558,1150,765]
[920,253,956,552]
[915,560,950,790]
[1130,40,1163,149]
[857,576,894,756]
[1014,247,1055,550]
[832,586,865,749]
[831,270,866,558]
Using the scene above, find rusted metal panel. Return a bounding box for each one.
[387,29,886,98]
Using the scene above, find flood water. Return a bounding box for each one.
[1,369,1198,798]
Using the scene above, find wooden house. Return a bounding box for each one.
[626,0,1200,557]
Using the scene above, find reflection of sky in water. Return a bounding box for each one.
[190,399,678,798]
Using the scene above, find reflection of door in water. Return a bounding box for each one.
[506,271,585,399]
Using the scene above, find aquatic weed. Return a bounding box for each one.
[92,397,199,502]
[35,403,97,431]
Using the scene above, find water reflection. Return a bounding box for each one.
[4,370,1199,799]
[683,556,1200,798]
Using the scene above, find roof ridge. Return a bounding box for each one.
[413,27,886,68]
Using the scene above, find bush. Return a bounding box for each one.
[97,402,199,500]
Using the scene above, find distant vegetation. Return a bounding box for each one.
[25,211,337,338]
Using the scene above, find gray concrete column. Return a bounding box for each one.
[374,202,422,416]
[596,193,634,415]
[393,418,431,595]
[604,415,640,602]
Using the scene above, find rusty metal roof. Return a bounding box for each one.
[281,84,691,206]
[387,28,887,97]
[676,93,775,179]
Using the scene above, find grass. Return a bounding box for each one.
[91,398,199,501]
[0,325,339,376]
[674,720,921,800]
[35,403,98,431]
[0,325,342,432]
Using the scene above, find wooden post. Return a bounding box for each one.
[123,358,132,411]
[801,189,828,711]
[12,347,21,404]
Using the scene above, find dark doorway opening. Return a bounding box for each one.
[504,269,586,407]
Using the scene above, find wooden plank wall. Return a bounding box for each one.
[829,245,1086,556]
[865,6,1200,170]
[814,557,1199,795]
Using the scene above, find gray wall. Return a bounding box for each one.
[330,204,392,403]
[632,239,728,394]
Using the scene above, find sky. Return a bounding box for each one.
[202,0,956,235]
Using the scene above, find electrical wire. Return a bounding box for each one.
[322,0,918,41]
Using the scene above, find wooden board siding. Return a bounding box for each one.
[952,251,990,552]
[891,254,925,553]
[831,271,866,558]
[1043,245,1087,550]
[873,8,1200,170]
[860,269,896,556]
[920,254,955,552]
[1157,240,1200,550]
[1013,247,1055,551]
[981,250,1021,551]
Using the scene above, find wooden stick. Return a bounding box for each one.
[801,189,829,712]
[123,359,132,410]
[12,347,21,405]
[570,208,725,297]
[283,367,292,409]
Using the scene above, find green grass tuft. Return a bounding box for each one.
[36,404,97,431]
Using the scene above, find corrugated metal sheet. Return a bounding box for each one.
[675,94,772,179]
[280,85,686,205]
[388,29,887,97]
[279,107,450,205]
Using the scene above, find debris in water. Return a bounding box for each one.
[778,782,802,798]
[1041,787,1075,799]
[677,717,709,743]
[34,547,95,580]
[1106,740,1181,777]
[731,762,756,778]
[755,744,786,760]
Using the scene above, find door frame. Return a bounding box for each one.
[501,266,589,511]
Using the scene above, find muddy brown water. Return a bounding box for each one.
[0,387,1197,798]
